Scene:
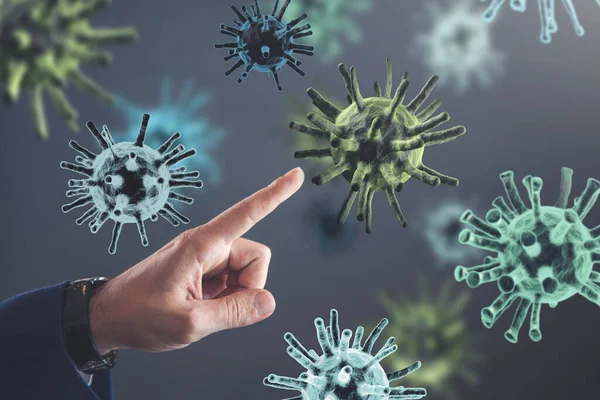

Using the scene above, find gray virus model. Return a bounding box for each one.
[60,113,203,254]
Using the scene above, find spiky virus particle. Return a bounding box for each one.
[415,0,504,94]
[60,114,203,254]
[378,282,480,400]
[305,198,357,255]
[215,0,314,91]
[454,168,600,343]
[0,0,137,138]
[264,309,428,400]
[284,0,371,63]
[481,0,600,43]
[291,58,466,233]
[114,79,226,184]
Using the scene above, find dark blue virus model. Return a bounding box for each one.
[215,0,314,91]
[305,198,358,255]
[60,114,203,254]
[114,79,226,184]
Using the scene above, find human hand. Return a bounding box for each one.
[89,167,305,354]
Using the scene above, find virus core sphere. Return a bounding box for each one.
[215,0,314,91]
[0,0,137,138]
[455,168,600,343]
[60,114,203,254]
[415,0,504,94]
[264,309,428,400]
[481,0,600,43]
[292,58,466,233]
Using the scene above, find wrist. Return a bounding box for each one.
[89,281,119,355]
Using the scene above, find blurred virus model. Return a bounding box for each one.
[378,282,480,399]
[264,309,428,399]
[114,79,226,184]
[415,0,504,94]
[215,0,314,91]
[422,198,483,267]
[291,57,466,233]
[305,198,358,255]
[60,114,203,254]
[285,0,371,63]
[481,0,600,43]
[0,0,137,138]
[455,168,600,343]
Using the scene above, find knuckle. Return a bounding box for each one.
[175,309,199,344]
[258,243,272,262]
[224,295,250,328]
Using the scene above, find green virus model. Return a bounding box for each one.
[378,281,481,400]
[264,309,428,399]
[0,0,137,138]
[455,168,600,343]
[291,58,466,233]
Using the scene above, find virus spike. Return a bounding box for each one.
[276,0,291,21]
[76,207,99,225]
[60,162,93,177]
[158,209,180,226]
[86,121,110,149]
[384,57,393,98]
[108,221,123,254]
[406,75,439,114]
[162,203,190,224]
[572,178,600,219]
[135,114,150,146]
[556,167,573,208]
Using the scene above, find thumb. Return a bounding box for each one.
[197,289,276,336]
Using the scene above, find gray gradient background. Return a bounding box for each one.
[1,0,600,399]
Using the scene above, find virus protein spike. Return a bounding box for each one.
[291,58,465,232]
[264,309,427,399]
[455,168,600,343]
[215,0,314,91]
[61,113,203,254]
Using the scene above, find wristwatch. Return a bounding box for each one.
[62,277,118,374]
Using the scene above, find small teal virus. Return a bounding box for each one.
[264,309,428,399]
[215,0,314,91]
[415,0,504,94]
[114,79,226,184]
[285,0,371,63]
[481,0,600,43]
[305,198,358,255]
[455,168,600,343]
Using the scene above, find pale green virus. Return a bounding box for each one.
[264,309,428,399]
[0,0,137,138]
[455,167,600,343]
[378,281,481,400]
[291,58,466,233]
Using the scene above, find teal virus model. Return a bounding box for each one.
[60,114,203,254]
[285,0,371,63]
[378,281,481,400]
[0,0,137,138]
[291,58,466,233]
[415,0,504,94]
[481,0,600,43]
[455,168,600,343]
[264,309,428,399]
[114,79,226,184]
[215,0,314,91]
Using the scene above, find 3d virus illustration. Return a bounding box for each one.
[215,0,314,91]
[304,198,358,255]
[421,198,484,268]
[113,79,226,184]
[480,0,600,43]
[291,57,466,233]
[264,309,428,399]
[455,167,600,343]
[60,114,203,254]
[415,0,504,94]
[0,0,137,138]
[378,281,481,400]
[284,0,371,63]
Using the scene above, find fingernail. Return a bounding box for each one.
[254,291,274,317]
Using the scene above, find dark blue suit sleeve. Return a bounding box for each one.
[0,282,113,400]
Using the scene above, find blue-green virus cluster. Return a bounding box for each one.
[0,0,137,138]
[415,0,504,94]
[215,0,314,91]
[292,58,466,233]
[60,114,203,254]
[481,0,600,43]
[264,309,428,399]
[114,79,226,184]
[378,281,481,400]
[455,168,600,343]
[285,0,371,63]
[305,198,358,256]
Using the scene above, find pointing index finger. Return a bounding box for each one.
[208,168,304,242]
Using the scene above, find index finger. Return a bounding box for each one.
[206,167,305,242]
